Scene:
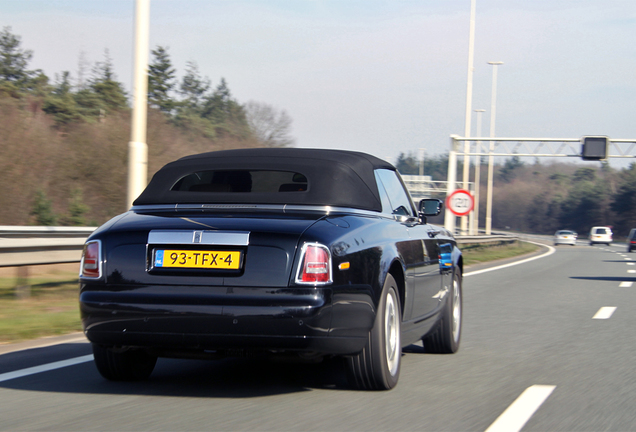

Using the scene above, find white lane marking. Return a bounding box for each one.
[619,282,633,288]
[628,270,636,274]
[0,334,87,356]
[593,307,617,319]
[0,355,93,383]
[485,385,556,432]
[628,263,635,266]
[465,242,555,277]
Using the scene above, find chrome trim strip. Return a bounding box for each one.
[148,230,250,246]
[132,203,394,219]
[131,204,178,211]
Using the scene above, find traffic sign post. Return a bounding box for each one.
[446,189,474,217]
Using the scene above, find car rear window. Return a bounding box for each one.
[594,228,608,234]
[171,170,308,193]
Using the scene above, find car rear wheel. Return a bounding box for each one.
[345,273,401,390]
[92,344,157,381]
[423,271,462,354]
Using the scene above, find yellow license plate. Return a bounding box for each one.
[154,249,242,270]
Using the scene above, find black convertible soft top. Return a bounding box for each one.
[133,148,396,212]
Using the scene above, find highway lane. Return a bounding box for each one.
[0,243,635,431]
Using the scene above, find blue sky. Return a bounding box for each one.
[2,0,635,166]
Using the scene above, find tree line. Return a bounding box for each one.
[3,24,634,236]
[0,26,294,226]
[395,151,636,239]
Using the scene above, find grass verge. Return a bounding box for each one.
[0,265,81,344]
[0,241,543,345]
[461,240,540,267]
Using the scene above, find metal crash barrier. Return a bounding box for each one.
[0,226,96,298]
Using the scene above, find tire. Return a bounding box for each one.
[92,344,157,381]
[422,271,462,354]
[345,273,401,390]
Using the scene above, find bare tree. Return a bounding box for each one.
[244,101,295,147]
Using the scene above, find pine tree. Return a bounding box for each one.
[178,61,209,111]
[30,190,57,226]
[90,49,128,112]
[0,26,34,85]
[148,46,176,114]
[0,26,46,97]
[42,71,82,125]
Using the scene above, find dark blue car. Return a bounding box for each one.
[79,148,463,390]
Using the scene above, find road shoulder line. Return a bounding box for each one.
[0,354,93,383]
[465,241,555,277]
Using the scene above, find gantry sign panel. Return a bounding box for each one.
[454,136,636,160]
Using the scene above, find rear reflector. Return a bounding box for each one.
[296,243,332,285]
[80,240,101,279]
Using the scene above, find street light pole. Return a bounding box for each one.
[127,0,150,210]
[485,61,503,235]
[471,108,485,235]
[460,0,477,235]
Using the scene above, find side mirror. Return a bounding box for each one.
[418,199,443,222]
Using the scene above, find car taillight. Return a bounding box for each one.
[80,240,101,278]
[296,243,332,285]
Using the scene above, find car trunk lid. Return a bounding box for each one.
[101,210,324,287]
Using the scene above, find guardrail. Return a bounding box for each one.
[0,227,519,267]
[455,234,519,245]
[0,226,96,298]
[0,226,95,267]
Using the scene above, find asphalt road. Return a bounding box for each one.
[1,242,635,431]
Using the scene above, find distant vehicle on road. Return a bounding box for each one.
[627,228,636,252]
[79,148,463,391]
[554,230,577,246]
[589,226,612,246]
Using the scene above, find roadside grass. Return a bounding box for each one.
[0,266,81,344]
[0,241,542,345]
[461,240,540,266]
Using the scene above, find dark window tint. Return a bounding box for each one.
[172,170,308,193]
[594,228,608,235]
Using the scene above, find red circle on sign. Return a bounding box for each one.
[446,189,474,216]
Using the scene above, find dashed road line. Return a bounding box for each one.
[0,355,93,383]
[619,281,633,288]
[593,307,617,319]
[628,270,636,274]
[485,385,556,432]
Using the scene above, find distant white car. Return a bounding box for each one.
[589,226,612,246]
[554,230,577,246]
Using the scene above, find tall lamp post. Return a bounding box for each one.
[459,0,477,235]
[485,61,503,235]
[470,108,485,235]
[127,0,150,210]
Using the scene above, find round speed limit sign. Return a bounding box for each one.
[446,189,474,216]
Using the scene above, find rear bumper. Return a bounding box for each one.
[80,283,375,356]
[554,238,576,245]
